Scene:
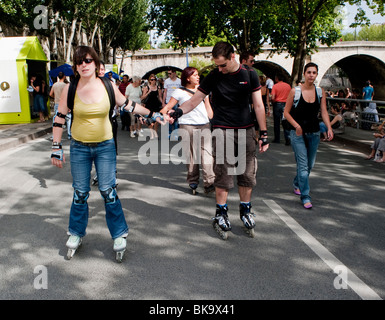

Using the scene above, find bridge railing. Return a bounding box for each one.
[326,97,385,130]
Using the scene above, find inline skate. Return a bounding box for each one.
[240,202,256,238]
[66,235,82,260]
[212,204,232,240]
[113,237,127,263]
[189,183,198,195]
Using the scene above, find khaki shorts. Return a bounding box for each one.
[212,127,257,189]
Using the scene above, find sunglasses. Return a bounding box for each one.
[150,78,156,81]
[216,63,227,68]
[77,58,94,65]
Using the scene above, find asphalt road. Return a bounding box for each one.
[0,124,384,302]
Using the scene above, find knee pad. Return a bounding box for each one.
[100,187,118,204]
[73,190,89,205]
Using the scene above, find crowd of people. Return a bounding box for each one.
[44,41,383,261]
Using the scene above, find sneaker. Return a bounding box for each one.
[113,237,127,252]
[130,131,136,138]
[293,188,301,195]
[303,202,313,209]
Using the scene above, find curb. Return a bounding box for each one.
[0,126,52,152]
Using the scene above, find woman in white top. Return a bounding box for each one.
[161,67,214,194]
[125,76,145,137]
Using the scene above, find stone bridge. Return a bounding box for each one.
[119,41,385,99]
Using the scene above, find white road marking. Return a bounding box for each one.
[264,199,382,300]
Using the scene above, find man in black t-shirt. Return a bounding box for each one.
[168,42,269,236]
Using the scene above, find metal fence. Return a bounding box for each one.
[326,97,385,130]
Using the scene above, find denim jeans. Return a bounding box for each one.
[289,130,320,204]
[69,138,128,239]
[273,102,290,142]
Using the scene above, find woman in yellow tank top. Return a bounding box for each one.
[51,46,164,262]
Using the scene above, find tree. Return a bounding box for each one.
[149,0,273,53]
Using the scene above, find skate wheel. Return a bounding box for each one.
[213,222,228,240]
[67,249,75,260]
[247,228,255,238]
[116,250,125,263]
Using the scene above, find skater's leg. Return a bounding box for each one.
[215,187,228,205]
[69,140,93,237]
[238,186,252,203]
[95,139,129,239]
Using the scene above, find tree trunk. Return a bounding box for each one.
[90,23,98,48]
[291,25,308,86]
[66,16,78,63]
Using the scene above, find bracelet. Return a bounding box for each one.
[52,142,62,149]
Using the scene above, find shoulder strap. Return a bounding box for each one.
[316,86,322,104]
[293,86,301,108]
[180,86,196,95]
[67,77,79,111]
[99,77,116,115]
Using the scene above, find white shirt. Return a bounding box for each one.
[164,77,181,103]
[171,88,209,125]
[125,84,142,103]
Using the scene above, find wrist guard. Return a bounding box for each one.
[151,112,164,122]
[170,108,183,120]
[51,148,63,161]
[259,130,268,146]
[120,100,136,113]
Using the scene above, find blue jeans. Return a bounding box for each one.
[69,138,128,239]
[273,102,289,142]
[289,130,320,204]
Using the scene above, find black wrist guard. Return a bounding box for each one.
[170,108,183,120]
[259,130,268,137]
[258,131,268,146]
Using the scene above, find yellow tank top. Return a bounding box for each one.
[71,89,113,143]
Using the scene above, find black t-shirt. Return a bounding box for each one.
[198,65,261,129]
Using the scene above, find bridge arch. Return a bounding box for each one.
[142,66,183,80]
[319,54,385,99]
[253,60,291,83]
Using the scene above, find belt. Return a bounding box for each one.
[73,139,103,147]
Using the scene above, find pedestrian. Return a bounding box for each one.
[161,66,215,194]
[50,71,68,139]
[283,62,333,209]
[163,68,181,140]
[125,75,145,137]
[141,74,163,139]
[167,41,269,239]
[362,80,374,105]
[239,51,255,67]
[271,73,291,145]
[30,74,47,122]
[51,45,164,261]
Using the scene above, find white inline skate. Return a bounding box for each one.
[240,202,256,238]
[113,237,127,263]
[66,235,82,260]
[212,204,232,240]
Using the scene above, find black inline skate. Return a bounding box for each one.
[240,202,256,238]
[212,204,232,240]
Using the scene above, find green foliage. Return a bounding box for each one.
[342,23,385,40]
